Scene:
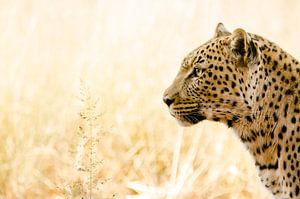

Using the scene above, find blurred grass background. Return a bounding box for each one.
[0,0,300,198]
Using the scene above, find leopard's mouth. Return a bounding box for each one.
[169,110,206,127]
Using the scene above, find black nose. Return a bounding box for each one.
[163,96,175,106]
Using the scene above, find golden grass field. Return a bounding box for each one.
[1,0,300,198]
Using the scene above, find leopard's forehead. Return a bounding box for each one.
[181,37,230,70]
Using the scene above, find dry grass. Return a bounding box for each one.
[1,0,300,198]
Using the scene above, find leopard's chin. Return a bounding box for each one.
[175,118,194,127]
[173,112,207,127]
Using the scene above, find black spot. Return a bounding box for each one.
[295,97,299,105]
[278,94,282,102]
[269,102,273,108]
[284,104,289,117]
[273,113,278,122]
[282,125,287,133]
[233,74,237,80]
[267,56,271,64]
[227,66,233,72]
[272,60,278,70]
[277,144,281,157]
[227,120,233,127]
[225,74,229,81]
[245,115,253,122]
[263,84,267,91]
[260,130,265,136]
[205,80,211,85]
[256,147,261,154]
[231,82,236,88]
[278,132,283,139]
[285,89,293,95]
[277,71,281,76]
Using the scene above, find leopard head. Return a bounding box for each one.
[163,23,260,126]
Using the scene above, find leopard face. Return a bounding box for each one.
[163,23,258,127]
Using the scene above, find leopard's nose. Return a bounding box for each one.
[163,95,175,107]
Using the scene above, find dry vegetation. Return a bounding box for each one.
[1,0,300,198]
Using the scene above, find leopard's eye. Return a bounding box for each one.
[189,67,202,78]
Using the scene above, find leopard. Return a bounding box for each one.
[163,23,300,199]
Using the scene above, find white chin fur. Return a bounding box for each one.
[176,118,193,127]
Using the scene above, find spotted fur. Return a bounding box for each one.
[163,23,300,198]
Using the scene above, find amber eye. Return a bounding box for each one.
[189,67,202,78]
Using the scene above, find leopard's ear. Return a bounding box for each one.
[230,28,257,66]
[214,23,231,37]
